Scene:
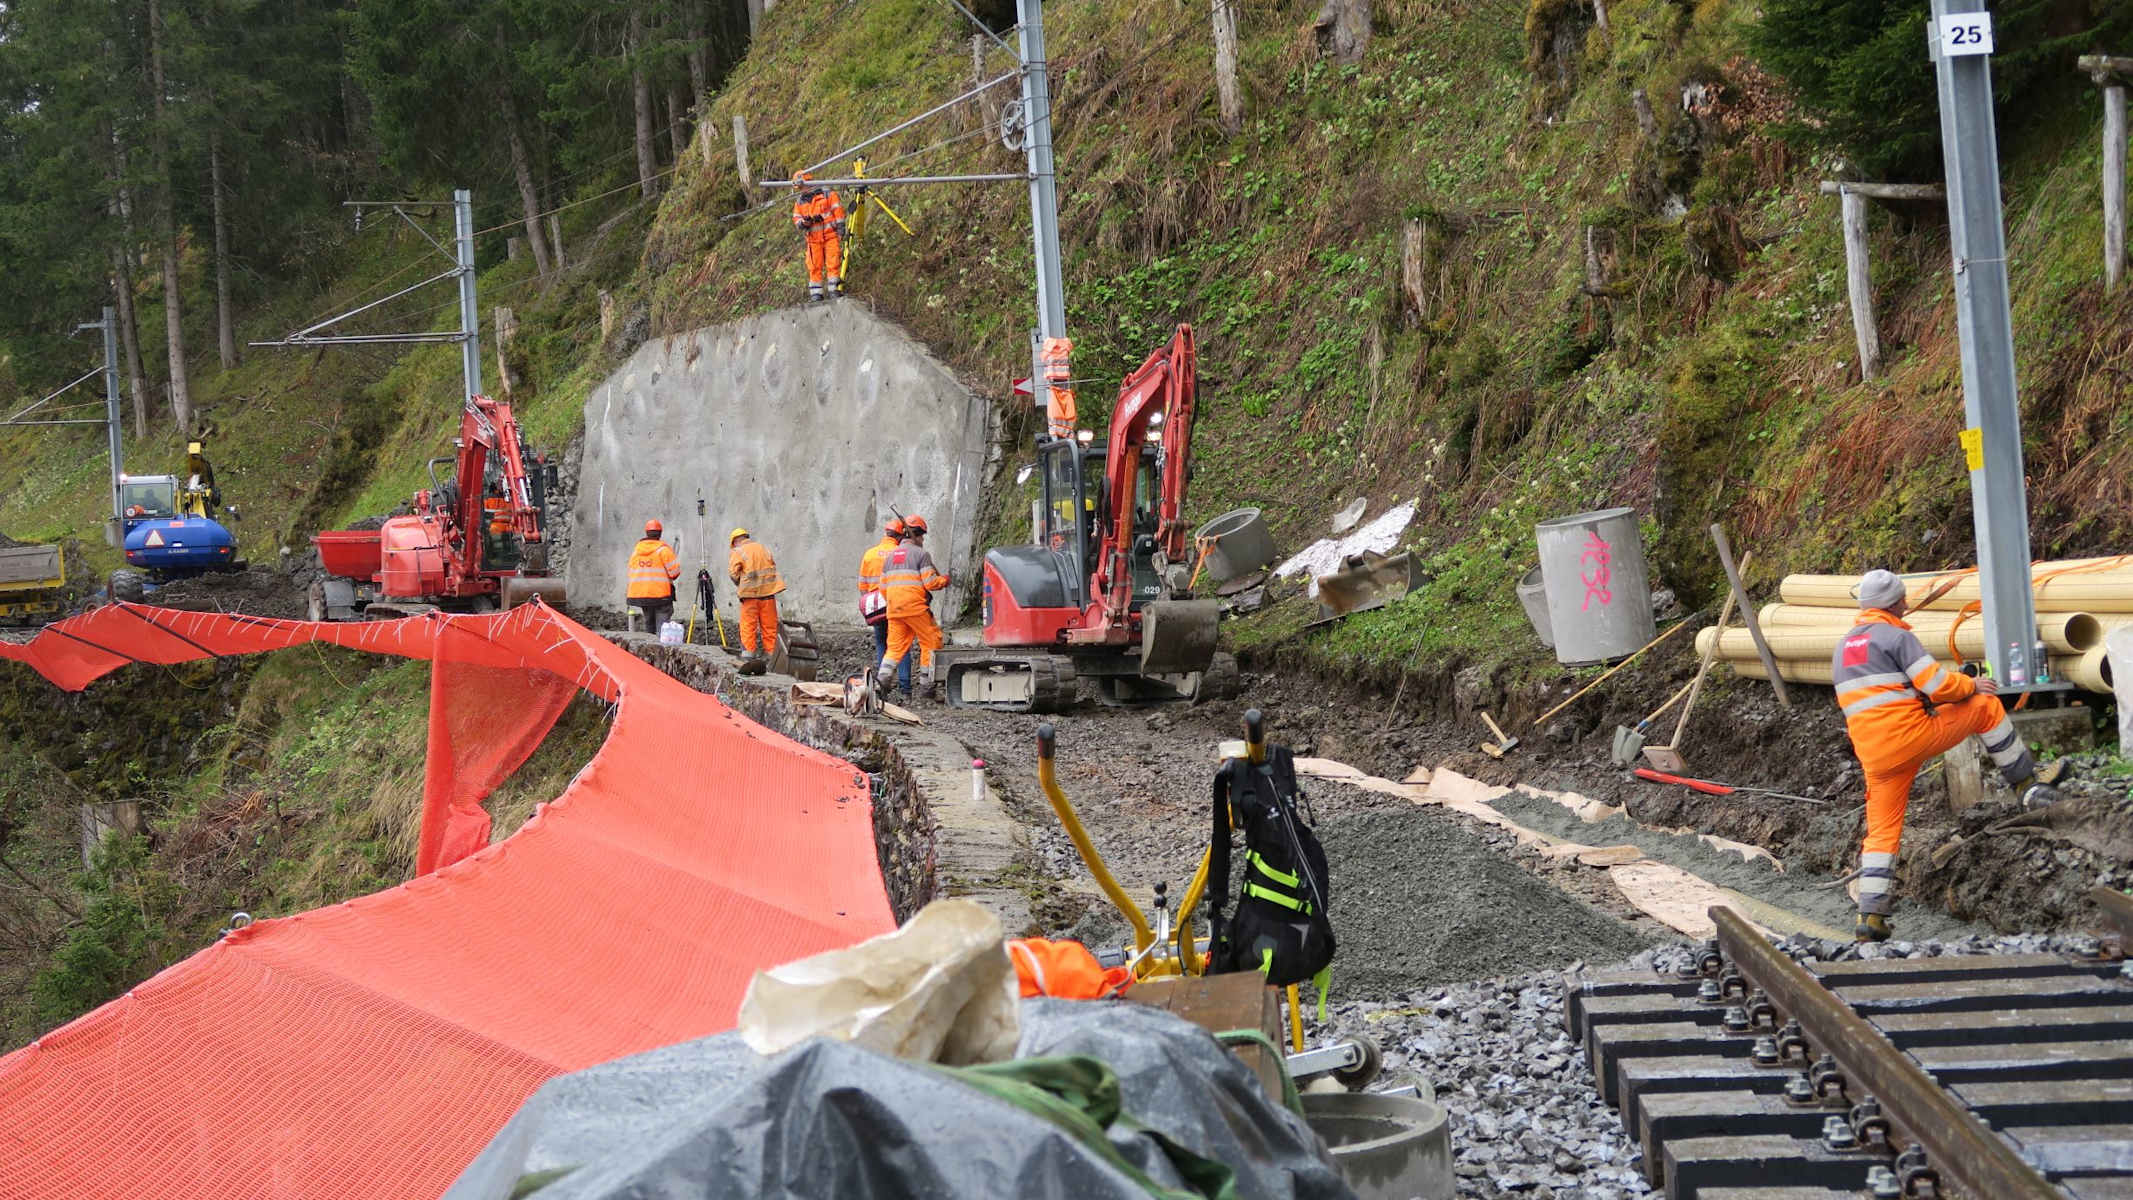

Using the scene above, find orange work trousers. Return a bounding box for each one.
[805,231,842,284]
[740,595,779,655]
[884,609,943,669]
[1858,692,2009,856]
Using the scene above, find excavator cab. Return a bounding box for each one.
[1036,437,1165,614]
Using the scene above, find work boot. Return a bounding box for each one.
[806,285,825,303]
[1854,913,1891,943]
[2019,781,2063,811]
[875,663,895,692]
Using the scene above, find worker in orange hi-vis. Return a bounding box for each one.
[625,519,681,633]
[859,518,914,695]
[727,528,785,673]
[1042,336,1076,440]
[1831,568,2061,944]
[874,515,949,696]
[790,172,846,302]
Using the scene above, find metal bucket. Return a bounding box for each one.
[1516,565,1554,649]
[1535,507,1656,666]
[1196,508,1277,583]
[1301,1091,1454,1200]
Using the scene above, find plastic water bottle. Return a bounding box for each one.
[2033,639,2051,684]
[659,619,684,645]
[2005,641,2028,687]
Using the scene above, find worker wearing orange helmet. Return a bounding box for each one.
[859,517,915,694]
[791,172,847,302]
[875,515,949,695]
[728,527,785,672]
[626,519,681,633]
[1832,569,2060,943]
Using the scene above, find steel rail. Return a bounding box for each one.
[1709,905,2062,1200]
[2095,886,2133,938]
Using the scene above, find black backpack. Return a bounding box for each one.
[1206,744,1335,1005]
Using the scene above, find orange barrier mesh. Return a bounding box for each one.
[0,602,896,1199]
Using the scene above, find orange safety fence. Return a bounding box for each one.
[0,602,896,1199]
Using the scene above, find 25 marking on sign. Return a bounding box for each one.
[1936,12,1994,57]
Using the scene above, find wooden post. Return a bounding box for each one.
[1838,186,1882,380]
[2106,85,2126,291]
[1400,218,1431,324]
[599,290,616,343]
[732,113,753,189]
[493,307,520,399]
[1591,0,1609,34]
[699,115,716,170]
[548,212,566,272]
[1212,0,1243,136]
[2079,58,2133,291]
[1710,524,1788,706]
[506,236,522,262]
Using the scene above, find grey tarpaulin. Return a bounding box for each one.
[446,998,1353,1200]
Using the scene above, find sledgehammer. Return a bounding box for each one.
[1480,712,1520,759]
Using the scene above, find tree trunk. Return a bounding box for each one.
[1211,0,1243,135]
[629,8,659,199]
[496,82,555,277]
[110,248,150,438]
[147,0,193,434]
[667,82,690,164]
[686,0,710,111]
[209,125,237,370]
[1313,0,1370,64]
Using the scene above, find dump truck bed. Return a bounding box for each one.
[0,544,63,593]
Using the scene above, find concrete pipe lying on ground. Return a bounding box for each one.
[1749,605,2102,655]
[1779,561,2133,612]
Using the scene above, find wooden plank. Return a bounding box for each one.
[1128,973,1284,1098]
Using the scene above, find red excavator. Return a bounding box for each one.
[939,324,1232,711]
[310,394,567,620]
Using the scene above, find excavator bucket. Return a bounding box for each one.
[1139,599,1221,676]
[1315,551,1418,619]
[501,576,568,611]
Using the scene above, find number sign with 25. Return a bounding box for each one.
[1935,12,1994,57]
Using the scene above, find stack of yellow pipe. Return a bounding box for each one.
[1698,557,2132,694]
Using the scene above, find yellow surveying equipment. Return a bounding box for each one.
[839,157,916,280]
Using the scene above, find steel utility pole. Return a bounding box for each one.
[253,191,482,403]
[1017,0,1066,401]
[96,309,123,524]
[1929,0,2044,689]
[454,189,483,402]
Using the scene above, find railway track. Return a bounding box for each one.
[1567,887,2133,1199]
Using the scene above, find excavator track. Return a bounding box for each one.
[941,651,1074,713]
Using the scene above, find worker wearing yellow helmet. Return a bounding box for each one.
[728,527,784,673]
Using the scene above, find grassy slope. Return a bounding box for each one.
[637,0,2132,685]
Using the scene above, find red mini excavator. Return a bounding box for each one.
[939,324,1232,711]
[310,394,567,620]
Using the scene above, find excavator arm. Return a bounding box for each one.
[1076,324,1197,641]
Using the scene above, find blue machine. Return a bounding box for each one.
[114,473,241,592]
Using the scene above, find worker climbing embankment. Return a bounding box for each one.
[790,172,846,302]
[626,519,681,632]
[876,515,948,697]
[1834,569,2062,941]
[729,527,784,673]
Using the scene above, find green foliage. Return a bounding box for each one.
[1749,0,2133,180]
[30,834,180,1027]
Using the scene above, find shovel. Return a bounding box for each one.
[1611,679,1695,766]
[1640,552,1749,775]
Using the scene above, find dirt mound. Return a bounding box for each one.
[146,568,307,619]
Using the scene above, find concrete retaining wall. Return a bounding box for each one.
[566,304,992,626]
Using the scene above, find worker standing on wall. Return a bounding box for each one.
[627,520,681,633]
[876,515,949,696]
[791,172,846,303]
[1832,569,2060,942]
[859,518,915,696]
[729,527,785,673]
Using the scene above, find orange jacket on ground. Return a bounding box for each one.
[880,542,947,618]
[728,537,784,598]
[857,535,898,621]
[625,538,680,599]
[1007,938,1133,999]
[1830,609,1974,767]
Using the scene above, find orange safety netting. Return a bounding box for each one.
[0,602,896,1199]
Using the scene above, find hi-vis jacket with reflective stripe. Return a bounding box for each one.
[626,538,679,599]
[727,538,784,598]
[880,543,947,618]
[857,535,898,620]
[1830,609,1976,764]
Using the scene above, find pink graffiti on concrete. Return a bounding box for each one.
[1580,529,1613,610]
